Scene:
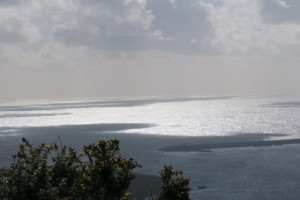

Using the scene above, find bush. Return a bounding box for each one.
[155,165,190,200]
[74,140,140,200]
[0,138,190,200]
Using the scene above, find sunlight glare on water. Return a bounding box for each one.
[1,96,300,138]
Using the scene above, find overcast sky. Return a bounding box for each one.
[1,0,300,100]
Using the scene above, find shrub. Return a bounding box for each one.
[155,165,190,200]
[73,140,140,200]
[0,138,57,200]
[0,138,190,200]
[0,138,139,200]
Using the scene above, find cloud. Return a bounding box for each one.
[1,0,300,55]
[0,0,22,6]
[0,3,41,44]
[151,30,176,41]
[199,0,300,54]
[0,19,27,44]
[145,0,214,54]
[51,0,155,49]
[168,0,177,8]
[0,0,219,58]
[261,0,300,24]
[1,0,300,100]
[0,0,155,49]
[276,0,290,8]
[80,0,154,29]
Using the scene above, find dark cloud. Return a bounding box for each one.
[53,24,148,51]
[0,22,26,44]
[0,0,300,100]
[51,0,214,54]
[147,0,210,41]
[50,0,154,51]
[146,0,214,54]
[261,0,300,24]
[0,14,40,45]
[0,0,21,6]
[51,6,147,50]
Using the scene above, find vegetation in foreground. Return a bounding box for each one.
[0,138,190,200]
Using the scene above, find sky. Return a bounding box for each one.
[0,0,300,100]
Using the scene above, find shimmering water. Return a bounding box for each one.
[1,95,300,138]
[1,95,300,200]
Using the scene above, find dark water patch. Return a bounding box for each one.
[261,101,300,108]
[0,113,70,118]
[0,96,234,112]
[0,123,155,136]
[0,123,155,167]
[156,132,289,153]
[160,138,300,152]
[2,126,300,200]
[241,94,298,99]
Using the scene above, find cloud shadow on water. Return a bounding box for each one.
[0,96,234,112]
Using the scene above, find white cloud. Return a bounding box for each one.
[0,0,155,44]
[78,0,155,29]
[199,0,300,54]
[152,30,176,41]
[0,4,41,44]
[1,0,300,99]
[168,0,177,8]
[190,38,198,44]
[261,0,300,24]
[275,0,290,8]
[0,0,157,65]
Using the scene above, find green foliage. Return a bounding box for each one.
[0,138,140,200]
[0,138,58,200]
[0,138,190,200]
[74,140,140,200]
[155,165,190,200]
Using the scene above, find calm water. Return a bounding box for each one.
[1,95,300,200]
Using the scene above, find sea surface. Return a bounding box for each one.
[1,95,300,199]
[2,95,300,138]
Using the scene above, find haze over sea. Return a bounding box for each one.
[1,95,300,200]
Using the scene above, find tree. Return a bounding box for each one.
[73,140,140,200]
[0,138,190,200]
[155,165,190,200]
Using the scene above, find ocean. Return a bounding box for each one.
[1,95,300,199]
